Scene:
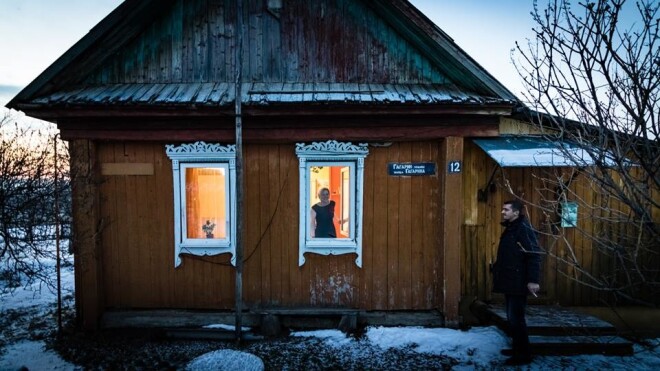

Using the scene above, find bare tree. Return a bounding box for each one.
[0,110,70,293]
[513,0,659,305]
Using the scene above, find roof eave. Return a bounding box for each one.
[13,101,514,122]
[372,0,519,101]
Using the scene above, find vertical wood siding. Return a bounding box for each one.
[99,142,235,310]
[70,140,102,329]
[85,0,448,85]
[97,141,441,310]
[461,141,658,305]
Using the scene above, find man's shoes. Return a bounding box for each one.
[503,355,533,366]
[500,349,514,356]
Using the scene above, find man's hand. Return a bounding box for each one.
[527,283,540,297]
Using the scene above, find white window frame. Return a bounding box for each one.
[340,166,351,237]
[166,141,237,268]
[306,161,356,240]
[296,140,368,267]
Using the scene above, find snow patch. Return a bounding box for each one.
[203,323,251,331]
[366,326,508,364]
[0,341,77,370]
[291,329,354,348]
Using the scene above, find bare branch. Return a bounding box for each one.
[0,111,71,294]
[513,2,658,304]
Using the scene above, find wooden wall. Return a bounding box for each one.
[85,0,447,85]
[84,137,656,316]
[461,140,658,306]
[95,141,442,311]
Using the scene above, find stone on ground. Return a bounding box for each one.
[186,349,264,371]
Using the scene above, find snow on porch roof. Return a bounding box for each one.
[473,136,616,167]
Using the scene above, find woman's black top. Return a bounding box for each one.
[312,201,337,238]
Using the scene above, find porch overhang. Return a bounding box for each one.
[473,136,613,167]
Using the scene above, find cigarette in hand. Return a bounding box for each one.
[532,291,538,297]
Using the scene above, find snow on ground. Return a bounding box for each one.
[292,327,660,370]
[0,340,77,370]
[0,261,74,370]
[204,323,252,332]
[361,325,508,365]
[0,266,74,312]
[1,253,660,370]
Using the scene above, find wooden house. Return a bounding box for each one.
[9,0,644,332]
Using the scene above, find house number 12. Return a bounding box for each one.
[448,161,462,173]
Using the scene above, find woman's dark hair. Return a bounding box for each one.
[503,199,524,213]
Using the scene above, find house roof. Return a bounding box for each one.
[6,0,519,118]
[28,82,508,107]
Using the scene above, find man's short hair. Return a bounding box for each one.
[504,199,524,213]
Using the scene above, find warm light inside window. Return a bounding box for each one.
[185,167,227,239]
[309,165,351,238]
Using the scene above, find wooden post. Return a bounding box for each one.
[70,139,103,330]
[440,136,463,328]
[234,0,245,342]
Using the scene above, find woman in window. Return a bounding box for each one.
[310,187,336,238]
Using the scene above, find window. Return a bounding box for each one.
[296,140,368,267]
[166,142,236,267]
[560,201,578,228]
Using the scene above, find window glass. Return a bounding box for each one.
[308,165,352,239]
[185,167,227,239]
[560,201,578,228]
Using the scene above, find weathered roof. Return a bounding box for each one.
[6,0,519,117]
[30,82,509,107]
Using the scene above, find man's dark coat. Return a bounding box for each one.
[492,215,542,295]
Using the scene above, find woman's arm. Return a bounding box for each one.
[310,208,316,237]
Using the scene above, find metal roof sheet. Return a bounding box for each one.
[473,137,617,167]
[30,82,512,107]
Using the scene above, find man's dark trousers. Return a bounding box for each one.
[505,294,531,357]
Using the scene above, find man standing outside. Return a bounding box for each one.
[492,199,542,365]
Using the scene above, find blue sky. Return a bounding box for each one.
[0,0,537,105]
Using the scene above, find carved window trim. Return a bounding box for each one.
[166,142,237,267]
[295,140,369,267]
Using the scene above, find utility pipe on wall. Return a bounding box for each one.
[234,0,245,343]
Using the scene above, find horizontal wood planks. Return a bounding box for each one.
[97,141,442,311]
[101,163,154,175]
[57,115,500,142]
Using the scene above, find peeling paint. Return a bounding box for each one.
[310,273,354,306]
